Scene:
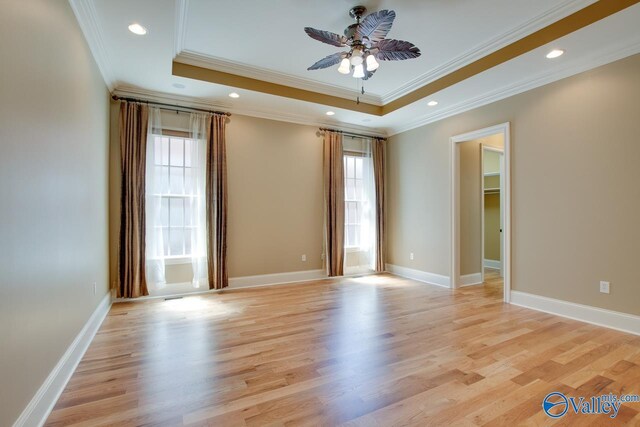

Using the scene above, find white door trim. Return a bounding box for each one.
[450,122,511,303]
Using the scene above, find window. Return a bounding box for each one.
[344,154,364,248]
[150,133,199,259]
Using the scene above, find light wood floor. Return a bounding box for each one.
[46,273,640,426]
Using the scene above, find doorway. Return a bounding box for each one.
[482,145,504,277]
[450,123,511,302]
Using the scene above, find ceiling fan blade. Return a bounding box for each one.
[356,10,395,43]
[307,52,346,70]
[304,27,347,47]
[374,39,421,61]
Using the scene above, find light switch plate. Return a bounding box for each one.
[599,281,610,294]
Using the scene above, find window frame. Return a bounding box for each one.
[343,151,366,250]
[149,129,201,264]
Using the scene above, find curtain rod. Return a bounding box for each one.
[112,94,231,117]
[319,127,386,140]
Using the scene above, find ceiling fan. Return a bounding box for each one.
[304,6,421,80]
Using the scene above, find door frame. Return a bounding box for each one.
[450,122,511,303]
[481,146,505,278]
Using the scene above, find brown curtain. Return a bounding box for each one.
[323,131,345,276]
[206,114,228,290]
[372,138,386,272]
[118,102,149,298]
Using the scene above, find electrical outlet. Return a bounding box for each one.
[599,281,610,294]
[410,252,414,260]
[93,282,97,295]
[301,254,307,262]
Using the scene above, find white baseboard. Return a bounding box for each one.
[510,291,640,336]
[484,259,501,269]
[13,293,112,427]
[229,269,327,288]
[385,264,450,288]
[460,272,483,287]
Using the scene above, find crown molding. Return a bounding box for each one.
[386,36,640,136]
[174,0,189,58]
[112,85,387,137]
[68,0,117,91]
[379,0,598,104]
[174,51,383,106]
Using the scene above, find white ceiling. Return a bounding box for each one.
[71,0,640,135]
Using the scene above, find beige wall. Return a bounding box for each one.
[459,141,482,275]
[0,1,110,425]
[109,109,324,286]
[226,115,324,276]
[387,53,640,316]
[484,193,501,261]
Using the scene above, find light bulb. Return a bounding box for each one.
[353,64,365,79]
[546,49,564,59]
[128,23,147,35]
[366,54,379,71]
[337,58,351,74]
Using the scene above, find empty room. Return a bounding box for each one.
[3,0,640,425]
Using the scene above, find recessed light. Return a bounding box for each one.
[128,23,147,35]
[172,83,186,89]
[546,49,564,59]
[427,100,438,106]
[228,92,240,98]
[326,111,335,116]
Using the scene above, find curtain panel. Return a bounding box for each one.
[372,138,386,272]
[144,108,166,290]
[118,102,149,298]
[323,131,345,276]
[189,114,209,288]
[206,114,228,290]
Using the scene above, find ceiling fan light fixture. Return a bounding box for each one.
[366,54,379,71]
[338,58,351,74]
[304,7,420,82]
[353,64,365,78]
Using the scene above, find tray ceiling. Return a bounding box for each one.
[71,0,640,135]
